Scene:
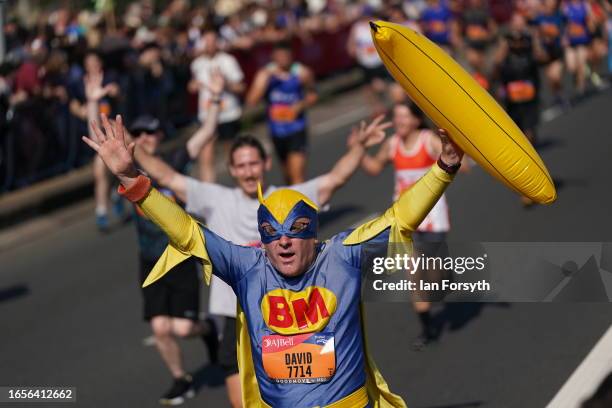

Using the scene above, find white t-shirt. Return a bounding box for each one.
[191,52,244,124]
[186,177,323,317]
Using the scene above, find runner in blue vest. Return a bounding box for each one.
[246,42,318,185]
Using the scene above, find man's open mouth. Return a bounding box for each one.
[279,252,295,262]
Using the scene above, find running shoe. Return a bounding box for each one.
[96,214,109,232]
[159,375,195,406]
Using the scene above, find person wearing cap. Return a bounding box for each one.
[83,113,464,407]
[84,75,223,406]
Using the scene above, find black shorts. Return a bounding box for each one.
[217,119,241,140]
[466,40,489,52]
[507,101,539,133]
[411,232,450,302]
[271,130,308,162]
[139,257,200,321]
[361,64,391,83]
[219,317,239,377]
[543,44,564,63]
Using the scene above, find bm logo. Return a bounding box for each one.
[261,287,337,335]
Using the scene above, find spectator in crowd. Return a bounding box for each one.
[69,50,122,231]
[190,28,245,182]
[347,7,391,117]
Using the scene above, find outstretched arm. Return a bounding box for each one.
[133,146,189,202]
[361,138,392,176]
[186,68,224,158]
[343,129,463,245]
[84,71,111,137]
[317,115,391,205]
[130,71,225,202]
[83,115,260,288]
[81,115,213,284]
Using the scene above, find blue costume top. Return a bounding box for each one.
[204,228,389,406]
[563,1,591,45]
[265,63,307,138]
[421,4,453,45]
[536,12,565,48]
[132,163,455,407]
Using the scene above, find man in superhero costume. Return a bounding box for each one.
[83,114,464,407]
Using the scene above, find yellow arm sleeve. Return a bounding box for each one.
[343,163,454,245]
[392,162,454,233]
[137,187,213,287]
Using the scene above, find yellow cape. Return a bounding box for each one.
[139,164,454,407]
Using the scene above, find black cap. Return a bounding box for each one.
[129,115,161,135]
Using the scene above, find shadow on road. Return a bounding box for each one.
[534,137,565,152]
[552,177,589,195]
[433,302,511,336]
[192,363,225,391]
[0,284,29,303]
[418,401,484,408]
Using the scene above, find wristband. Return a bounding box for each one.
[437,157,461,174]
[117,174,152,202]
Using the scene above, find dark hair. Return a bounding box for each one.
[229,135,268,164]
[83,49,102,65]
[397,100,428,129]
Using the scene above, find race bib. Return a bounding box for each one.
[568,22,586,37]
[262,332,335,384]
[540,23,560,39]
[466,25,488,41]
[99,101,111,116]
[269,104,298,122]
[507,80,536,103]
[429,21,447,34]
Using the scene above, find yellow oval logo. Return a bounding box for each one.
[261,286,337,335]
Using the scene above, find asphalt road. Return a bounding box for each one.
[1,87,612,408]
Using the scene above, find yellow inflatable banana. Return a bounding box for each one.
[370,21,556,204]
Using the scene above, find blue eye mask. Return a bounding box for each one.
[257,200,318,244]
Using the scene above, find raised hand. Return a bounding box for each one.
[82,114,139,186]
[355,114,392,148]
[206,67,225,96]
[438,128,464,166]
[84,71,110,102]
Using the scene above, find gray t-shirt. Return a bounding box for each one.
[186,176,324,317]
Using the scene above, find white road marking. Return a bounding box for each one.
[312,106,371,136]
[541,106,564,123]
[142,335,156,347]
[547,325,612,408]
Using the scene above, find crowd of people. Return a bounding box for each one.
[0,0,611,193]
[2,0,612,405]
